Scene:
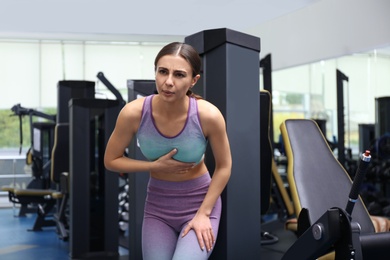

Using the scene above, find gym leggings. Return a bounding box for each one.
[142,172,222,260]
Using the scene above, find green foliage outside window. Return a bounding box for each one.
[0,108,56,150]
[285,93,303,105]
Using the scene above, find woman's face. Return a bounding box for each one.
[155,54,199,101]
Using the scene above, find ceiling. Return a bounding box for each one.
[0,0,321,42]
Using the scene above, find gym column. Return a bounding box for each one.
[185,28,262,259]
[69,99,121,259]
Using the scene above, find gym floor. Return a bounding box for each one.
[0,205,296,260]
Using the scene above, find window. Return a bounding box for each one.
[0,40,167,153]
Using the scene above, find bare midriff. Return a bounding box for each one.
[150,161,208,182]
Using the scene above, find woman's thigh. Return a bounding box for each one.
[142,217,178,260]
[172,197,222,260]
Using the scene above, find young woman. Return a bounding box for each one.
[104,42,232,260]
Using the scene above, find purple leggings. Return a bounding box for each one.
[142,173,222,260]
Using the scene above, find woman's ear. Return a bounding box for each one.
[191,74,200,87]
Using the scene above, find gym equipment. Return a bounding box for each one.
[118,181,129,235]
[259,53,297,231]
[375,96,390,139]
[46,75,124,246]
[336,69,359,178]
[2,81,96,232]
[280,119,390,260]
[354,97,390,217]
[314,119,337,151]
[53,75,126,246]
[2,104,56,217]
[69,98,121,259]
[126,79,156,259]
[186,28,262,259]
[8,104,56,190]
[50,123,70,240]
[336,69,350,168]
[56,80,95,123]
[359,124,375,155]
[260,53,275,145]
[259,90,279,245]
[96,72,131,247]
[10,103,56,155]
[50,80,96,239]
[260,90,273,216]
[97,72,126,108]
[59,74,125,257]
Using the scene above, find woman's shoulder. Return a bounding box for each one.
[197,99,219,112]
[196,99,224,122]
[120,95,148,118]
[127,94,151,108]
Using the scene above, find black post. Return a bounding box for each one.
[375,96,390,138]
[69,99,121,259]
[260,54,274,146]
[186,28,262,259]
[336,69,349,167]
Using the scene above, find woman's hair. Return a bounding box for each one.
[154,42,202,99]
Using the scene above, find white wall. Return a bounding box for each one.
[0,41,164,109]
[246,0,390,70]
[1,0,389,71]
[0,1,388,94]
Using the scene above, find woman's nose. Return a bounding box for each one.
[166,74,174,86]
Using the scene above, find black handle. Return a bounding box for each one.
[96,72,126,107]
[345,150,371,216]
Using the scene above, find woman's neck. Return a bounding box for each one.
[153,94,189,119]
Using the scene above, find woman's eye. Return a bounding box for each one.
[159,69,168,75]
[175,73,185,78]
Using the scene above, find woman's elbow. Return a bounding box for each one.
[104,153,115,172]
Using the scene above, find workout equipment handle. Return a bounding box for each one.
[11,103,56,121]
[96,72,126,107]
[10,103,56,154]
[345,150,371,216]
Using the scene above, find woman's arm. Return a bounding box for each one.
[104,97,196,175]
[182,100,232,251]
[104,98,152,173]
[197,100,232,217]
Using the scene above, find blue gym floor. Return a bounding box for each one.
[0,207,129,260]
[0,206,295,260]
[0,207,69,260]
